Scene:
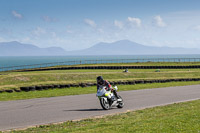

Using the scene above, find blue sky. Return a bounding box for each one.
[0,0,200,50]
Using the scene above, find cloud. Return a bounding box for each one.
[66,30,73,33]
[0,28,12,34]
[51,32,57,37]
[114,20,124,29]
[0,37,6,42]
[32,27,46,36]
[12,11,23,19]
[66,26,73,33]
[84,19,96,28]
[42,16,57,22]
[127,17,141,27]
[194,25,200,31]
[98,28,104,33]
[20,37,31,43]
[153,15,166,27]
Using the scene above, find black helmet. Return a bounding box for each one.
[97,76,104,85]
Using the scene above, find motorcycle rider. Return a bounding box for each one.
[96,76,120,100]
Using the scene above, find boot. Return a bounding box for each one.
[113,90,119,99]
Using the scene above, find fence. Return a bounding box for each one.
[1,58,200,72]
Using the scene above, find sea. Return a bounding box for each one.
[1,55,200,68]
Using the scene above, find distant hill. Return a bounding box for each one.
[0,41,67,56]
[1,40,200,56]
[67,40,200,55]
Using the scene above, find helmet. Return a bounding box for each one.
[97,76,104,85]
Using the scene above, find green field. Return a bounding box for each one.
[1,68,200,91]
[9,99,200,133]
[0,62,200,101]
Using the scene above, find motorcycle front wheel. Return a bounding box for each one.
[100,97,110,110]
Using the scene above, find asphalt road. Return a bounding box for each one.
[0,85,200,131]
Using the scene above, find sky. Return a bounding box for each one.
[0,0,200,51]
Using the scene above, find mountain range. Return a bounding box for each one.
[0,40,200,56]
[0,41,66,56]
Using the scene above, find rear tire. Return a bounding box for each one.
[100,97,110,110]
[117,95,124,108]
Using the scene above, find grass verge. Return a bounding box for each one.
[0,81,200,101]
[9,99,200,133]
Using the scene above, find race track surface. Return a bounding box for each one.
[0,85,200,131]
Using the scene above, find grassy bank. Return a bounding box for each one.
[1,68,200,90]
[1,81,200,101]
[10,99,200,133]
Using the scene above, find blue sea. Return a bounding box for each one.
[1,55,200,68]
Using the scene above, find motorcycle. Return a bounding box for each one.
[96,86,124,110]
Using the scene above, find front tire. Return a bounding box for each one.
[100,97,110,110]
[117,95,124,108]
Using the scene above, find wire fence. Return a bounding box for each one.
[1,58,200,72]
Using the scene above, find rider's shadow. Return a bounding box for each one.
[63,108,104,112]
